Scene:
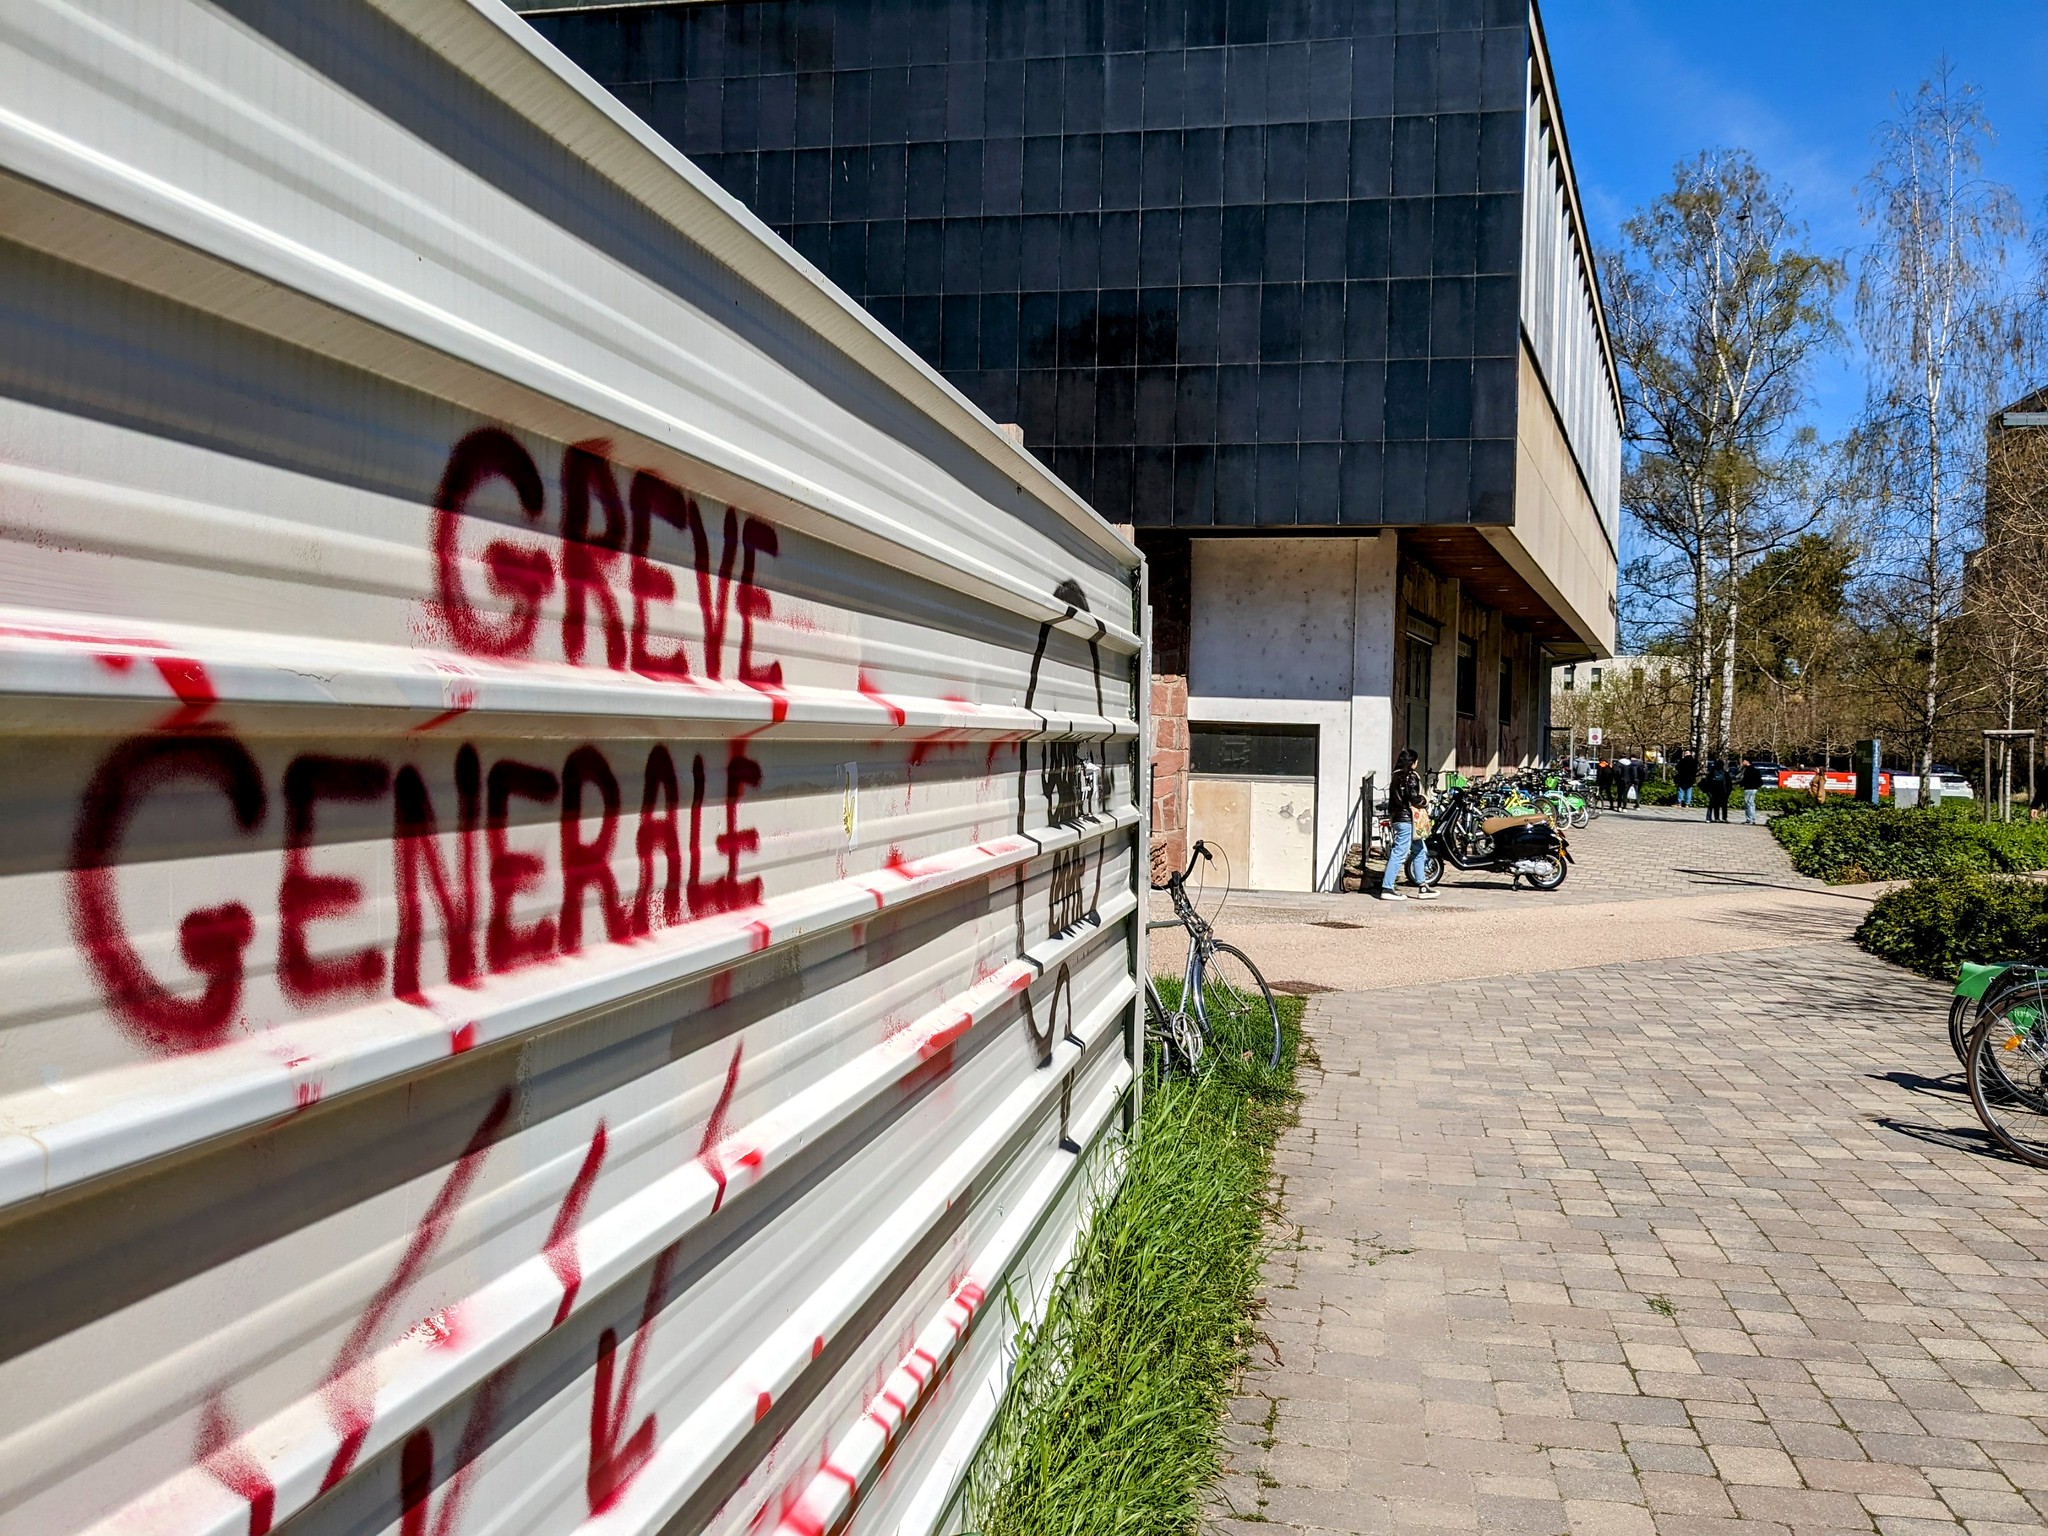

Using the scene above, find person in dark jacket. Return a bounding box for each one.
[1739,758,1765,823]
[1702,758,1733,822]
[1380,748,1437,899]
[1595,758,1614,809]
[1674,752,1699,809]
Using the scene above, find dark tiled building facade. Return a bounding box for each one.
[528,0,1530,528]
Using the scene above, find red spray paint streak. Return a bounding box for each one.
[544,1123,609,1327]
[320,1090,513,1491]
[397,1362,518,1536]
[586,1243,680,1515]
[855,671,907,729]
[195,1394,275,1536]
[695,1042,745,1214]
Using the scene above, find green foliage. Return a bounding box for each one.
[1639,778,1678,806]
[964,995,1306,1536]
[1770,802,2048,883]
[1856,873,2048,980]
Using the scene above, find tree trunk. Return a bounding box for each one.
[1921,406,1941,781]
[1716,522,1741,759]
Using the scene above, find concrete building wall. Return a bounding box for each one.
[1184,535,1396,890]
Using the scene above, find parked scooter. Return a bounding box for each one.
[1421,785,1573,890]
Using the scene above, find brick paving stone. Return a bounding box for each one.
[1212,811,2048,1533]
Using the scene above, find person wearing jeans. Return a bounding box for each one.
[1740,758,1764,824]
[1381,747,1437,900]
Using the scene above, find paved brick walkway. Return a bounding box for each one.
[1219,885,2048,1532]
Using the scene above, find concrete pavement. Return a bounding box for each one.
[1205,809,2048,1535]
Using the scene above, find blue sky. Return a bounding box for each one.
[1542,0,2047,442]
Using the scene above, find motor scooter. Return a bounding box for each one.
[1421,786,1572,890]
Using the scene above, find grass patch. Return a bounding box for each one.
[962,990,1307,1536]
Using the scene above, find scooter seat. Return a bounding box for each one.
[1480,814,1547,837]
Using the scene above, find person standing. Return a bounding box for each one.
[1595,758,1614,811]
[1674,751,1699,809]
[1740,757,1764,824]
[1380,748,1437,900]
[1702,757,1732,822]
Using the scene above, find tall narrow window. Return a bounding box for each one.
[1455,636,1477,719]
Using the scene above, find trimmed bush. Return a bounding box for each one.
[1856,873,2048,980]
[1769,803,2048,884]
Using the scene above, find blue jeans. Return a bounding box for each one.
[1743,789,1758,823]
[1381,819,1431,891]
[1677,786,1693,807]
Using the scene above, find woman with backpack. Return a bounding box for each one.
[1381,748,1437,900]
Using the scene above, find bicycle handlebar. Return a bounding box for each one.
[1151,838,1213,891]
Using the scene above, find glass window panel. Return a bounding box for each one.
[870,143,908,218]
[943,218,983,288]
[982,136,1024,211]
[1174,444,1217,525]
[1474,273,1518,353]
[1300,360,1343,437]
[1427,439,1471,522]
[1224,45,1267,123]
[1383,440,1427,518]
[941,294,980,369]
[866,217,906,291]
[795,72,833,146]
[1136,368,1179,440]
[1057,369,1098,442]
[1135,445,1175,518]
[1256,444,1299,518]
[1062,133,1103,211]
[1344,360,1386,438]
[1105,53,1146,131]
[1221,205,1264,282]
[1021,135,1062,212]
[1215,444,1259,524]
[1431,195,1477,277]
[1480,26,1528,110]
[946,61,987,137]
[1470,357,1515,437]
[1305,123,1351,201]
[1475,191,1520,272]
[1061,212,1102,287]
[945,140,985,214]
[1392,32,1435,115]
[1066,55,1107,132]
[1019,368,1059,441]
[983,58,1026,135]
[1304,200,1347,280]
[1181,126,1223,202]
[794,146,832,217]
[907,141,947,215]
[1428,273,1475,356]
[1177,285,1221,358]
[1023,58,1064,135]
[869,67,908,142]
[982,214,1023,288]
[1471,439,1515,519]
[1427,358,1472,437]
[1299,442,1340,519]
[1477,110,1521,192]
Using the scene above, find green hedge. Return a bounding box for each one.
[1768,803,2048,884]
[1856,873,2048,980]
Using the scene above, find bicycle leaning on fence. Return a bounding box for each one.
[1143,839,1284,1074]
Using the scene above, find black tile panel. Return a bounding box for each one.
[535,0,1539,530]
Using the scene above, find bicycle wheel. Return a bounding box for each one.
[1948,994,1974,1068]
[1195,941,1283,1071]
[1966,997,2048,1167]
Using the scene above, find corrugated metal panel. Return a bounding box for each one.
[0,4,1144,1535]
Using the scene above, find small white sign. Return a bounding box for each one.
[1586,727,1604,746]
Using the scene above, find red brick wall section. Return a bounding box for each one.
[1137,532,1191,883]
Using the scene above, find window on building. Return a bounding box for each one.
[1456,636,1477,719]
[1590,666,1603,691]
[1499,658,1514,726]
[1562,663,1577,691]
[1189,723,1317,778]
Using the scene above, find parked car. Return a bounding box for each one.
[1750,760,1783,787]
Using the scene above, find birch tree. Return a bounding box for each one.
[1602,152,1843,758]
[1856,69,2026,781]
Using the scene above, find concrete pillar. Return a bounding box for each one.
[1345,533,1397,876]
